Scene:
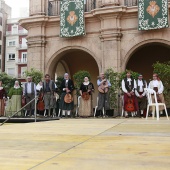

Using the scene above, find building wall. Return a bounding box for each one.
[5,18,28,81]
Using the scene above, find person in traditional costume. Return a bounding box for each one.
[148,73,165,116]
[121,71,139,118]
[6,81,23,117]
[23,76,36,117]
[0,81,7,116]
[59,73,74,118]
[97,73,111,117]
[79,77,94,117]
[42,74,56,117]
[135,74,147,117]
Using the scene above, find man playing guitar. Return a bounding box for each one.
[97,73,111,117]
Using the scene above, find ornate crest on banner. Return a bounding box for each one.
[138,0,169,30]
[146,1,160,18]
[67,11,78,26]
[60,0,85,37]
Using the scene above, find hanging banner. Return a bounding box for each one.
[138,0,169,30]
[60,0,85,37]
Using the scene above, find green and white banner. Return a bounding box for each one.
[60,0,85,37]
[138,0,169,30]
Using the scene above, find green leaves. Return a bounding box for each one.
[24,68,43,85]
[0,72,17,93]
[153,61,170,107]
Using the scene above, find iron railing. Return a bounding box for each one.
[124,0,137,6]
[48,0,96,16]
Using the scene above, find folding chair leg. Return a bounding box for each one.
[94,106,97,117]
[146,105,149,120]
[164,105,169,120]
[58,109,61,117]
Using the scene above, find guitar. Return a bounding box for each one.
[125,97,135,112]
[98,79,109,93]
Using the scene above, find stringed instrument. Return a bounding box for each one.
[98,79,109,93]
[37,93,45,111]
[82,92,90,100]
[125,97,135,112]
[64,93,73,103]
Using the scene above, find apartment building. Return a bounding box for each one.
[5,18,28,82]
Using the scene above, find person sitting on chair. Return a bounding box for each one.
[148,73,165,116]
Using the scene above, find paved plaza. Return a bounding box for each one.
[0,118,170,170]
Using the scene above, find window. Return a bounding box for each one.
[21,52,27,63]
[21,67,27,77]
[8,53,15,60]
[12,25,18,34]
[0,31,2,40]
[7,68,15,76]
[8,40,16,46]
[0,45,1,55]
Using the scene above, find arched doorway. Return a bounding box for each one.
[47,48,99,108]
[126,42,170,81]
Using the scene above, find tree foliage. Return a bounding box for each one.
[153,61,170,107]
[24,68,43,84]
[0,72,17,93]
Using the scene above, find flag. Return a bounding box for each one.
[60,0,85,37]
[138,0,169,30]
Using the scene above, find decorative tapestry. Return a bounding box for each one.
[60,0,85,37]
[138,0,169,30]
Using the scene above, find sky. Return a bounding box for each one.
[4,0,29,18]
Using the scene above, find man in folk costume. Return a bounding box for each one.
[42,74,56,117]
[59,73,74,118]
[135,74,147,117]
[148,73,165,116]
[23,76,36,117]
[121,71,139,118]
[97,73,111,117]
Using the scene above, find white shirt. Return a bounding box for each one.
[148,80,164,94]
[121,78,137,93]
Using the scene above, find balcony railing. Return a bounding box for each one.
[6,30,28,36]
[17,44,27,49]
[124,0,137,6]
[48,0,96,16]
[16,58,27,64]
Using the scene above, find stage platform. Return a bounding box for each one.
[0,118,170,170]
[0,116,60,124]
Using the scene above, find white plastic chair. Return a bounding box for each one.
[75,96,81,117]
[144,88,169,120]
[94,97,105,117]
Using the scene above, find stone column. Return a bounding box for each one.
[20,0,49,73]
[99,14,122,72]
[29,0,48,16]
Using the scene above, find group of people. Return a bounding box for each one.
[122,71,165,118]
[0,71,166,118]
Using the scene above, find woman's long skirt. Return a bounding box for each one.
[79,96,92,117]
[0,99,5,116]
[6,95,22,116]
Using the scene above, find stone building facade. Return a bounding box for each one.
[19,0,170,107]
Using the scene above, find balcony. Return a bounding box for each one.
[6,29,28,36]
[17,44,27,50]
[16,58,27,65]
[48,0,96,16]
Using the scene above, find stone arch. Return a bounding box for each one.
[122,39,170,71]
[45,46,101,76]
